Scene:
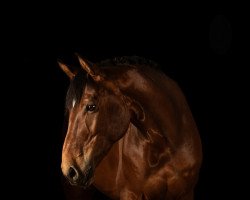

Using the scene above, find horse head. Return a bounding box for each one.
[59,55,131,187]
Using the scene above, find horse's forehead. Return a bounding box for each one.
[84,81,98,96]
[80,81,103,102]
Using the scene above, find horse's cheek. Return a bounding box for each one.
[106,106,128,140]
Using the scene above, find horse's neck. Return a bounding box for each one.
[117,68,197,149]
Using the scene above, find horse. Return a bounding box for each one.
[58,55,202,200]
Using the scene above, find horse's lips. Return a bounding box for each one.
[68,175,94,188]
[68,166,94,188]
[82,176,94,189]
[81,166,94,188]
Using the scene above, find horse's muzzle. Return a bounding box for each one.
[65,165,94,188]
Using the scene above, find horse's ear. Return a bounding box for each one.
[58,61,75,80]
[76,53,104,82]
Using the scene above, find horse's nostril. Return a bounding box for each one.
[68,166,78,181]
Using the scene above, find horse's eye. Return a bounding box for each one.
[86,104,96,112]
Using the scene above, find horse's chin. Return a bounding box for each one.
[68,176,94,189]
[81,177,94,189]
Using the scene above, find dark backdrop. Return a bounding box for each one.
[3,4,239,200]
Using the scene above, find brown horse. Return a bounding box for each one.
[59,56,202,200]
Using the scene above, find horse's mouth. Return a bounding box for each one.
[81,176,94,189]
[68,166,94,188]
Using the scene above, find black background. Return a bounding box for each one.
[3,3,242,200]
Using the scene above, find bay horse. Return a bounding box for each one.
[59,56,202,200]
